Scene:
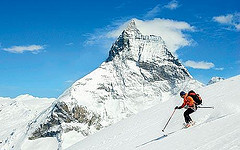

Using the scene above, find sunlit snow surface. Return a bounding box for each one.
[1,75,239,150]
[68,75,240,150]
[0,95,55,150]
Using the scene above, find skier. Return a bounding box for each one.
[175,91,197,128]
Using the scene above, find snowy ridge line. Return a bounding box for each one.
[123,20,165,44]
[27,100,58,131]
[130,34,165,43]
[27,99,65,149]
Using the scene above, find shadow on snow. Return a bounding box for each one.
[135,134,168,148]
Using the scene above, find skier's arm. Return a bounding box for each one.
[175,102,185,109]
[180,99,187,108]
[175,106,181,109]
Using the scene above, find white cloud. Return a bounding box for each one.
[213,12,240,31]
[65,42,74,46]
[2,45,45,53]
[164,0,179,10]
[144,5,161,18]
[144,1,180,18]
[106,18,195,56]
[213,14,233,24]
[235,23,240,30]
[84,32,113,52]
[214,67,224,71]
[184,60,215,69]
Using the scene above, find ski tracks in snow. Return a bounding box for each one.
[194,128,240,150]
[135,112,234,149]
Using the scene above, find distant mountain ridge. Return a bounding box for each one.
[207,77,224,85]
[0,95,55,150]
[27,20,203,149]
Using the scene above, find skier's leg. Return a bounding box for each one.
[184,110,190,123]
[184,108,194,123]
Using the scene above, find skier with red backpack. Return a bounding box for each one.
[175,90,202,128]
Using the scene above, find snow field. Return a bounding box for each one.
[67,75,240,150]
[21,137,58,150]
[0,95,55,150]
[0,77,239,150]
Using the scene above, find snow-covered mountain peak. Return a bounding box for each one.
[123,19,164,43]
[26,21,203,149]
[125,19,137,31]
[107,20,172,65]
[122,19,144,39]
[14,94,35,100]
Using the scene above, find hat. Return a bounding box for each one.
[180,91,186,97]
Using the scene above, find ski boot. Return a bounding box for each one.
[183,121,195,128]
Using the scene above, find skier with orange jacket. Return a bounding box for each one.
[175,91,197,127]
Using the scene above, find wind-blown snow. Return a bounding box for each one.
[68,75,240,150]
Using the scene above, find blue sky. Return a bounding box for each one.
[0,0,239,98]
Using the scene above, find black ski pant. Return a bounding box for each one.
[184,108,195,123]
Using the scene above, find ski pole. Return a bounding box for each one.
[197,106,214,109]
[162,109,176,132]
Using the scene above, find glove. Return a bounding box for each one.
[175,106,181,109]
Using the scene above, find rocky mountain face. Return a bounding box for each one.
[207,77,224,85]
[27,20,203,147]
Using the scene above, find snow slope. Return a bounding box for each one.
[208,77,224,85]
[68,75,240,150]
[0,95,55,150]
